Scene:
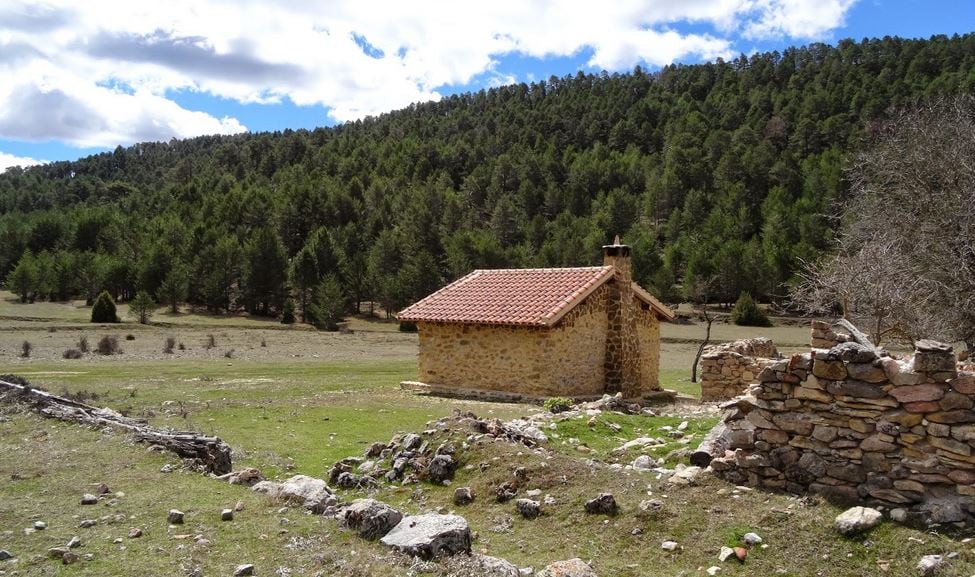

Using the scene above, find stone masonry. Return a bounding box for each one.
[699,338,780,401]
[700,336,975,525]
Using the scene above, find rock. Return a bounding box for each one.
[706,566,721,576]
[81,493,98,505]
[401,433,423,450]
[128,527,142,538]
[537,558,597,577]
[742,532,762,546]
[584,493,617,515]
[67,536,81,549]
[496,481,517,503]
[661,540,679,551]
[638,499,663,515]
[0,550,13,560]
[471,554,521,577]
[95,483,111,495]
[167,509,185,524]
[252,475,337,513]
[233,564,255,577]
[335,471,363,489]
[834,506,882,536]
[427,454,455,482]
[718,546,736,562]
[380,514,471,559]
[79,519,96,528]
[669,466,703,485]
[62,551,79,565]
[734,547,747,561]
[916,554,944,576]
[340,499,403,540]
[235,500,246,511]
[515,499,541,519]
[34,521,47,530]
[454,486,475,506]
[225,468,266,486]
[631,455,656,470]
[221,509,234,521]
[48,547,70,559]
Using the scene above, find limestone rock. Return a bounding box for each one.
[167,509,184,524]
[128,527,142,538]
[515,498,541,519]
[427,454,455,482]
[718,546,736,562]
[661,540,679,551]
[340,499,403,540]
[34,521,47,530]
[584,493,617,515]
[221,508,234,521]
[233,564,255,577]
[79,519,96,528]
[251,475,337,513]
[471,554,521,577]
[380,514,471,559]
[223,468,266,487]
[0,550,13,560]
[916,555,944,576]
[81,493,98,505]
[537,558,597,577]
[67,536,81,549]
[834,506,882,535]
[631,455,656,470]
[453,486,475,506]
[742,532,762,546]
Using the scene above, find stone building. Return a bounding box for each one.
[397,238,674,400]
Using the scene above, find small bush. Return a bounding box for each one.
[125,334,135,341]
[95,335,121,355]
[543,396,574,414]
[78,336,89,353]
[90,291,119,323]
[398,321,418,333]
[163,337,176,354]
[47,326,57,333]
[205,334,216,349]
[224,349,235,358]
[178,342,186,351]
[730,292,772,327]
[63,348,83,359]
[281,297,296,325]
[20,341,33,358]
[260,338,267,347]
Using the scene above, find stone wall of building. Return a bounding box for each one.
[703,339,975,524]
[415,284,611,398]
[635,305,662,394]
[699,338,780,401]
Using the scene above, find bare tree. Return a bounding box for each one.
[690,277,716,383]
[793,95,975,351]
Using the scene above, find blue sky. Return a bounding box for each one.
[0,0,973,170]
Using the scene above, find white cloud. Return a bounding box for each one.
[0,151,45,171]
[0,0,858,148]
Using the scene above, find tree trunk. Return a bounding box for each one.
[691,314,714,383]
[0,378,232,475]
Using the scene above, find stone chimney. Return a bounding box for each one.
[602,235,641,398]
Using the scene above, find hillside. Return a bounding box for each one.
[2,34,974,317]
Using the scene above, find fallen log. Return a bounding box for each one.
[689,420,728,468]
[0,377,232,475]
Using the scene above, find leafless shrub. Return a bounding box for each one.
[224,349,235,359]
[205,334,216,350]
[20,341,32,358]
[178,342,186,350]
[125,334,135,341]
[63,349,83,359]
[260,337,267,347]
[163,337,176,354]
[78,336,89,353]
[95,335,121,355]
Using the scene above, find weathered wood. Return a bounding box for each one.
[689,420,728,468]
[835,318,878,351]
[0,378,232,475]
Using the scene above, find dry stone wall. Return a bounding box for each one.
[703,339,975,525]
[699,338,780,401]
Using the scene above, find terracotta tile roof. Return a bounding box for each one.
[397,266,615,327]
[397,266,675,326]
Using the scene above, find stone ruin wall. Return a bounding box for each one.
[699,338,780,401]
[703,338,975,524]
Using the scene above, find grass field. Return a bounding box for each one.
[1,293,972,576]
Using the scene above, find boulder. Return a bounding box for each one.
[834,506,882,536]
[252,474,337,513]
[340,499,403,540]
[167,509,184,524]
[537,558,597,577]
[470,554,520,577]
[380,514,471,559]
[584,493,618,515]
[81,493,98,505]
[427,454,455,482]
[453,486,475,506]
[515,498,541,519]
[917,555,944,577]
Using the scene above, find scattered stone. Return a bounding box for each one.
[67,536,81,549]
[427,454,455,482]
[221,468,266,487]
[221,509,234,521]
[235,500,246,512]
[48,547,70,559]
[81,493,98,505]
[718,546,736,562]
[0,550,13,560]
[515,499,541,519]
[734,547,747,561]
[95,483,111,495]
[706,566,721,576]
[128,528,142,538]
[167,510,185,524]
[496,482,517,503]
[638,499,664,515]
[537,558,597,577]
[454,487,475,506]
[916,555,944,576]
[668,466,703,485]
[34,521,47,530]
[742,532,762,546]
[661,540,679,551]
[79,519,97,528]
[380,514,471,559]
[469,554,521,577]
[160,464,175,473]
[340,499,403,540]
[631,455,655,470]
[233,564,255,577]
[584,493,618,515]
[834,506,882,536]
[62,551,78,565]
[252,475,337,513]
